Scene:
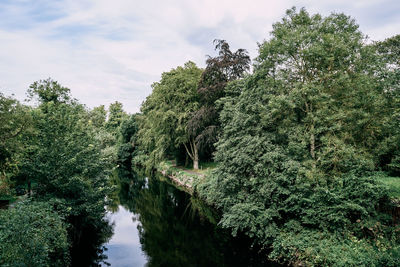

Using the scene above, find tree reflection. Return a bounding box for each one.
[70,217,113,267]
[113,166,276,267]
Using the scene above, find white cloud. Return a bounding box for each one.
[0,0,398,113]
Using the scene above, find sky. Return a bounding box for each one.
[0,0,399,113]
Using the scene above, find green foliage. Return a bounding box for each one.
[120,114,139,143]
[94,129,118,164]
[117,114,140,166]
[90,103,130,165]
[20,79,113,264]
[89,105,107,129]
[375,172,400,199]
[198,8,400,265]
[188,40,250,158]
[27,78,72,104]
[0,93,33,197]
[24,101,108,199]
[138,61,202,170]
[117,143,134,165]
[106,101,128,133]
[271,229,400,266]
[374,35,400,175]
[0,200,70,267]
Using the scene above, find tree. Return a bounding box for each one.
[89,105,107,129]
[117,114,140,166]
[251,7,389,181]
[187,40,250,158]
[139,62,202,169]
[106,101,128,133]
[0,93,33,197]
[27,78,72,104]
[374,35,400,175]
[199,8,399,265]
[22,79,112,264]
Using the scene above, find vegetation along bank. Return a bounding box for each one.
[1,7,400,266]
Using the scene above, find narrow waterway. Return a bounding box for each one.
[99,167,277,267]
[103,206,147,266]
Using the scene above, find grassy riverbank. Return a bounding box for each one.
[157,161,211,194]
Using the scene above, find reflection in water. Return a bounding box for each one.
[70,210,113,267]
[102,167,277,267]
[103,206,147,266]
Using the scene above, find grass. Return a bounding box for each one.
[199,161,218,169]
[163,159,217,174]
[189,162,217,175]
[376,174,400,199]
[181,161,218,174]
[158,160,218,191]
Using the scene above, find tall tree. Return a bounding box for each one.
[23,79,112,263]
[139,62,202,169]
[106,101,128,133]
[27,78,72,104]
[187,40,250,157]
[89,105,107,129]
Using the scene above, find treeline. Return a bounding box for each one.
[0,79,130,266]
[1,6,400,266]
[132,40,250,171]
[128,8,400,266]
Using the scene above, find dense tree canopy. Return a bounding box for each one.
[89,105,107,129]
[106,101,128,133]
[117,113,140,166]
[199,8,400,265]
[374,34,400,175]
[1,6,400,267]
[139,61,202,169]
[0,79,116,266]
[0,94,33,197]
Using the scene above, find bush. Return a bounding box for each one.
[0,200,70,267]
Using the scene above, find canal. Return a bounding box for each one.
[98,167,276,266]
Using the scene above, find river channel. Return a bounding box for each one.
[97,167,276,267]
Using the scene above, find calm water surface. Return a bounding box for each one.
[98,168,276,267]
[103,206,147,266]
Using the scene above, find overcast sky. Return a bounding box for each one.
[1,0,399,113]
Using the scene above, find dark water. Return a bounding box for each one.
[95,167,277,267]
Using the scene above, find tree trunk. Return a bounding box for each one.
[184,139,200,170]
[193,144,199,170]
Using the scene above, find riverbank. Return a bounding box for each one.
[157,161,211,194]
[159,162,400,222]
[157,161,400,266]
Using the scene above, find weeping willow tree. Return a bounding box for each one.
[138,62,203,170]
